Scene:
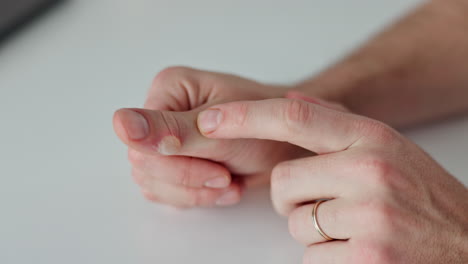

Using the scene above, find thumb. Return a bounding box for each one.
[113,108,218,157]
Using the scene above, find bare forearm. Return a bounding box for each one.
[294,0,468,127]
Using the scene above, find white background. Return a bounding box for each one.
[1,0,467,263]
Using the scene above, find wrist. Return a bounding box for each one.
[289,60,373,111]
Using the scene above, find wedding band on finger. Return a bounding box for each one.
[311,200,337,241]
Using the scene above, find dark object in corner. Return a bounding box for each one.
[0,0,63,41]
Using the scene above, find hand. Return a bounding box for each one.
[113,66,311,208]
[197,98,468,263]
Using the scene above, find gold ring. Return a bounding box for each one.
[311,200,336,241]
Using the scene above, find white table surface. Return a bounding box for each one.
[1,0,467,263]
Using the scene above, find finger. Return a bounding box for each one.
[141,179,243,207]
[145,66,207,111]
[114,104,309,187]
[284,90,350,113]
[303,241,350,264]
[270,153,358,215]
[128,149,231,188]
[145,66,264,111]
[197,98,370,154]
[113,108,223,157]
[288,200,355,246]
[114,107,287,170]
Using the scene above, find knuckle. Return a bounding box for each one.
[283,99,314,133]
[155,111,184,140]
[271,162,295,216]
[229,101,250,128]
[287,211,302,242]
[271,162,294,196]
[131,167,150,187]
[142,189,160,203]
[173,171,189,187]
[131,167,144,186]
[360,120,401,145]
[127,149,145,167]
[152,66,191,87]
[175,157,194,186]
[352,240,394,264]
[354,153,394,186]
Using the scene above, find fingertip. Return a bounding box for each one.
[132,170,144,186]
[271,193,290,217]
[215,186,242,206]
[204,174,231,188]
[197,108,223,136]
[200,163,231,188]
[285,90,321,104]
[141,189,158,202]
[216,178,246,206]
[113,108,150,142]
[113,109,129,144]
[285,91,335,109]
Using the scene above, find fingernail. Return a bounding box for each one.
[198,109,222,134]
[157,135,181,155]
[123,110,149,140]
[216,190,240,206]
[204,176,230,188]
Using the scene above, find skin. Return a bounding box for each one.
[113,0,468,208]
[197,98,468,264]
[113,67,310,207]
[294,0,468,128]
[111,0,468,261]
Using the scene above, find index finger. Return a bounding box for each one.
[197,98,371,154]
